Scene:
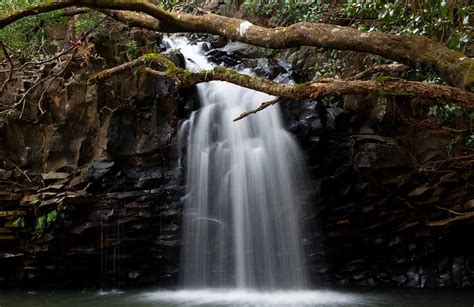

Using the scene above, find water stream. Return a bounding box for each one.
[166,36,308,290]
[2,288,474,306]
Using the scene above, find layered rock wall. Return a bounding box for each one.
[0,27,473,289]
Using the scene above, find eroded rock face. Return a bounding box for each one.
[0,26,189,288]
[279,95,474,288]
[0,33,473,289]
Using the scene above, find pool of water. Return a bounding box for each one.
[0,288,473,306]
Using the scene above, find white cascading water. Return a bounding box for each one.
[135,36,372,306]
[166,36,307,289]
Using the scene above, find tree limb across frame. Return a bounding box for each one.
[89,54,474,121]
[1,0,473,91]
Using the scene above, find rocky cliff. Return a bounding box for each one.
[0,25,473,289]
[0,25,188,288]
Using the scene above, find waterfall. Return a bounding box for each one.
[166,36,308,289]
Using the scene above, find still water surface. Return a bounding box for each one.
[0,288,473,306]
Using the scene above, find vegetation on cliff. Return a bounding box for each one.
[1,1,473,101]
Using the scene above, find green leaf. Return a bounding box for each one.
[47,210,58,224]
[13,217,25,228]
[30,198,40,205]
[440,3,448,17]
[35,215,46,233]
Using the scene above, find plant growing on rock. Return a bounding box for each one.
[34,209,62,236]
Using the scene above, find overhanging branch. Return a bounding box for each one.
[1,0,473,91]
[89,54,474,121]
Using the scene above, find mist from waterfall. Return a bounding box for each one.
[166,36,308,289]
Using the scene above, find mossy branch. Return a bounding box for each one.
[1,0,473,90]
[90,53,474,121]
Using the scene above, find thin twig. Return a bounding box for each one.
[11,18,104,118]
[0,41,14,93]
[38,48,78,114]
[435,205,465,216]
[0,44,77,74]
[16,74,48,118]
[233,98,279,122]
[0,17,101,75]
[11,161,32,182]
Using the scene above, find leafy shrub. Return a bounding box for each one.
[344,0,472,50]
[0,1,102,59]
[243,0,330,25]
[0,0,68,58]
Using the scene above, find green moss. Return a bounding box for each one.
[463,65,474,92]
[181,69,193,77]
[375,76,401,85]
[293,81,311,93]
[140,53,160,60]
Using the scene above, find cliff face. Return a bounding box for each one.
[280,96,474,288]
[0,28,473,289]
[0,27,187,288]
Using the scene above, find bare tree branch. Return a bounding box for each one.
[37,48,78,115]
[0,44,78,74]
[0,41,14,93]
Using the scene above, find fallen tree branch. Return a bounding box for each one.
[1,0,473,90]
[90,54,474,121]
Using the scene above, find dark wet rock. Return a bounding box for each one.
[0,26,186,289]
[279,64,474,289]
[206,49,242,66]
[1,29,474,291]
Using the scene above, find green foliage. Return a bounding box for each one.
[46,209,58,224]
[243,1,329,25]
[344,0,472,50]
[427,101,463,120]
[30,198,41,205]
[156,0,180,10]
[466,134,474,146]
[446,136,459,155]
[34,209,62,235]
[0,0,68,58]
[13,217,25,228]
[35,215,47,233]
[427,101,474,152]
[313,55,342,80]
[124,41,140,61]
[243,0,472,49]
[75,11,102,34]
[0,1,102,59]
